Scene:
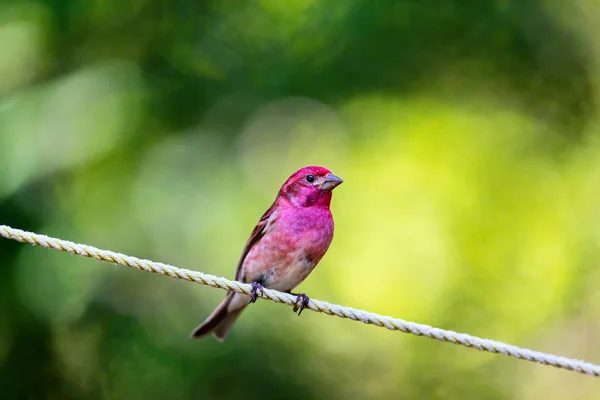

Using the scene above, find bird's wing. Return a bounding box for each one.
[234,202,278,281]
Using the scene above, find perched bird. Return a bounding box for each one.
[191,166,343,342]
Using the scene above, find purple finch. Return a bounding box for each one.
[191,166,343,342]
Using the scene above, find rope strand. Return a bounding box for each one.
[1,224,598,377]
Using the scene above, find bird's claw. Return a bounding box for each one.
[249,282,264,303]
[292,293,310,315]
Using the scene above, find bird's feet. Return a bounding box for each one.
[249,282,264,303]
[292,293,310,316]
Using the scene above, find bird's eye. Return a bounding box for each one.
[306,174,315,183]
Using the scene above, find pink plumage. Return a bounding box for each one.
[191,166,343,342]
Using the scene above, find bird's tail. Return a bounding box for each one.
[190,292,249,342]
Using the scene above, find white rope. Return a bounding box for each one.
[1,224,598,377]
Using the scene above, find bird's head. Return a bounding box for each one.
[278,166,343,207]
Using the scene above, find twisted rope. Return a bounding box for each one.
[1,224,598,377]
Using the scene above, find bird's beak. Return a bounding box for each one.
[320,173,343,191]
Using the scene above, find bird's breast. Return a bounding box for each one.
[241,206,334,291]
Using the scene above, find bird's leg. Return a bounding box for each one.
[249,282,264,303]
[288,292,310,315]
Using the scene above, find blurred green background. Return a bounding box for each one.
[1,0,600,399]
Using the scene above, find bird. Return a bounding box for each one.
[190,166,343,342]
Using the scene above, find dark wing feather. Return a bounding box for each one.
[234,202,278,281]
